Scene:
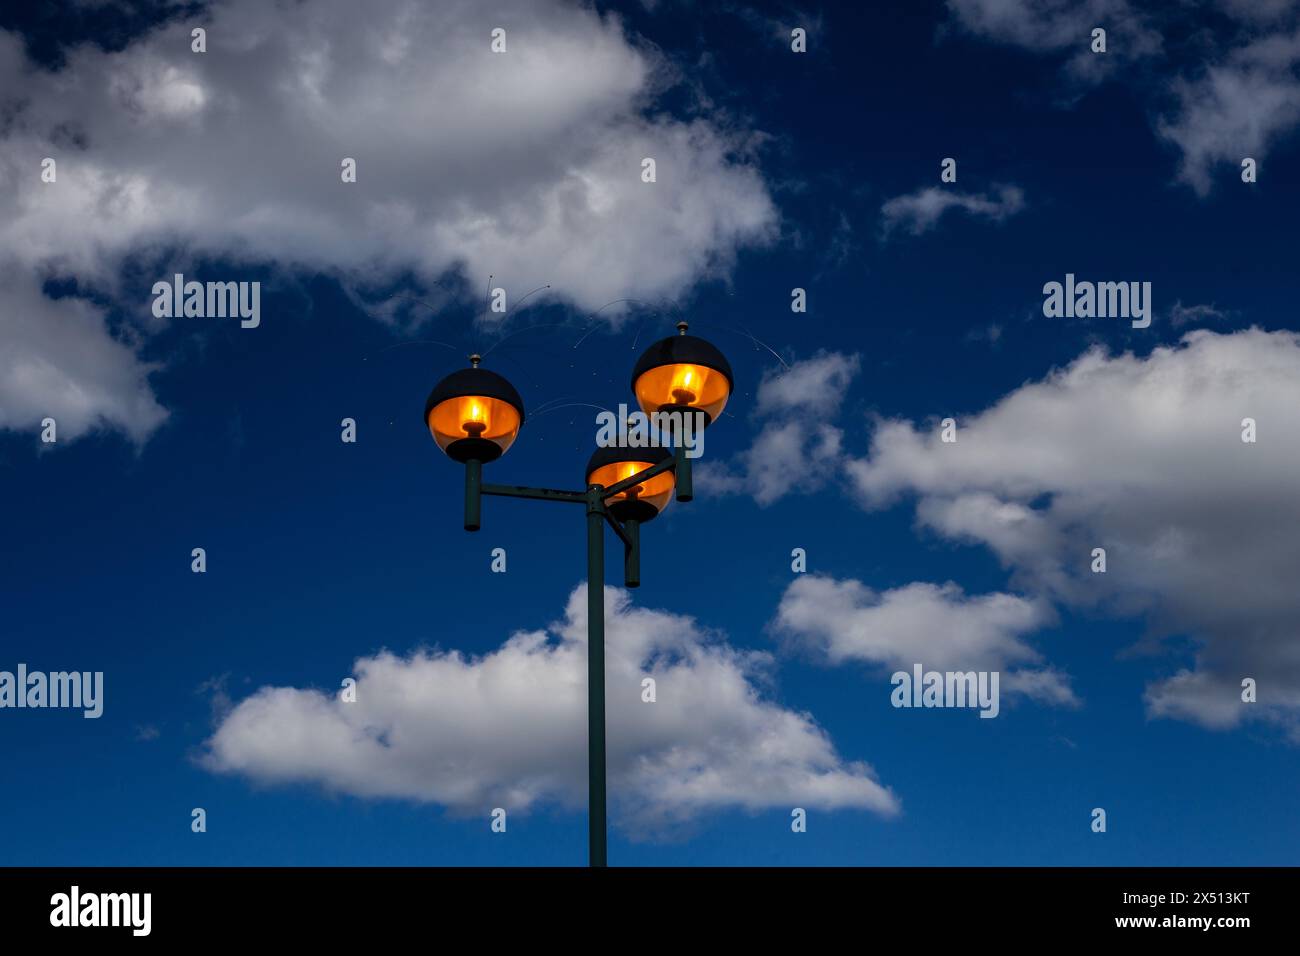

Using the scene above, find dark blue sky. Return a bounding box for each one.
[2,0,1298,865]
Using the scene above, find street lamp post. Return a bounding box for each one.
[424,322,733,868]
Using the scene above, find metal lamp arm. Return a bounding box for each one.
[481,482,587,504]
[602,509,632,548]
[601,454,678,500]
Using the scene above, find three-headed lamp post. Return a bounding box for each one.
[423,321,733,867]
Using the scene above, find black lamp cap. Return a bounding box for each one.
[586,444,674,522]
[629,331,734,392]
[423,365,526,425]
[585,443,673,481]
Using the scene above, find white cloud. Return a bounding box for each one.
[202,583,899,832]
[846,329,1300,738]
[944,0,1161,83]
[0,0,777,441]
[879,185,1025,238]
[966,323,1004,345]
[946,0,1136,51]
[0,265,166,442]
[773,575,1076,706]
[945,1,1300,194]
[1169,300,1230,327]
[699,419,845,506]
[754,350,860,417]
[1218,0,1298,26]
[1144,668,1253,730]
[1157,31,1300,195]
[697,350,859,506]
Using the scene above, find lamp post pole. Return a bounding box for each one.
[459,454,678,867]
[585,483,608,868]
[426,321,726,868]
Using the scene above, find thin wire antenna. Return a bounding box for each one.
[571,298,655,348]
[471,282,554,358]
[475,274,495,354]
[481,322,573,359]
[572,322,602,349]
[717,323,790,371]
[511,284,552,314]
[528,401,615,419]
[477,348,542,392]
[358,284,463,357]
[529,395,580,416]
[631,311,660,351]
[593,297,646,313]
[380,293,447,316]
[364,273,457,320]
[475,277,548,349]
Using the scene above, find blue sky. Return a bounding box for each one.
[2,0,1300,866]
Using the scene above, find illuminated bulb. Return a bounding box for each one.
[462,397,488,437]
[669,365,703,406]
[618,461,644,499]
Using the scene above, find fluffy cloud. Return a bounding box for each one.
[0,0,777,440]
[699,419,845,505]
[1218,0,1298,24]
[945,1,1300,193]
[698,350,859,505]
[847,329,1300,738]
[1168,300,1230,327]
[946,0,1145,52]
[878,185,1025,238]
[944,0,1161,83]
[773,575,1076,705]
[202,584,899,832]
[753,350,860,417]
[1157,30,1300,195]
[0,266,166,442]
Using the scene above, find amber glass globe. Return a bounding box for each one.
[424,361,524,463]
[586,445,675,522]
[631,323,733,426]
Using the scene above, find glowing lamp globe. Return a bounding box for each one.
[424,357,524,463]
[631,321,733,426]
[585,445,675,522]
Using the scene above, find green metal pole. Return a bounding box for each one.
[586,485,608,868]
[623,517,640,588]
[464,459,482,531]
[674,444,693,502]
